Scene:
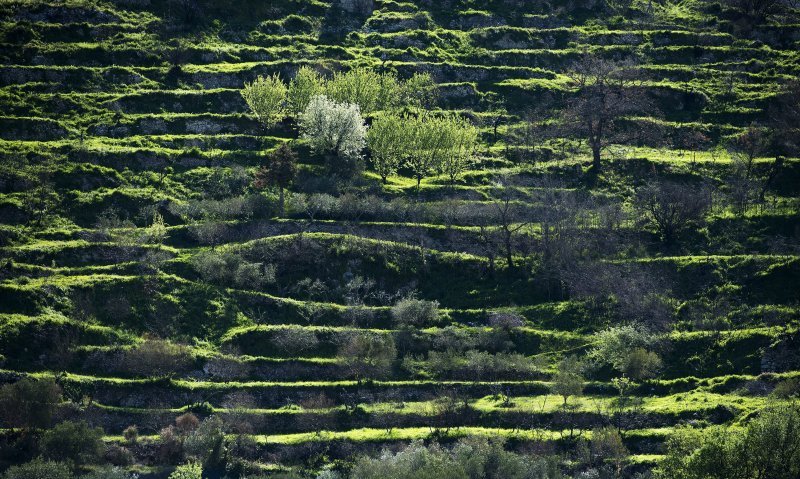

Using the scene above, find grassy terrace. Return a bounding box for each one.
[1,0,799,478]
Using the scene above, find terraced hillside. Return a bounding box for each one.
[1,0,799,478]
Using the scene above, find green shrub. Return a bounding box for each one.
[771,378,800,398]
[271,327,320,355]
[587,325,659,377]
[190,249,275,289]
[391,297,440,327]
[349,437,561,479]
[1,458,72,479]
[168,463,202,479]
[0,378,62,429]
[121,339,194,378]
[40,421,104,466]
[103,444,134,467]
[338,332,397,380]
[657,403,800,479]
[183,416,225,468]
[122,425,138,445]
[81,467,137,479]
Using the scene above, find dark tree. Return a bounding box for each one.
[760,80,800,200]
[483,180,531,270]
[727,125,778,211]
[480,91,507,147]
[636,180,711,245]
[724,0,786,25]
[769,81,800,155]
[0,378,62,430]
[560,54,656,173]
[674,128,712,165]
[728,124,769,180]
[558,55,657,175]
[253,143,298,217]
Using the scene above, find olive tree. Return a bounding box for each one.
[338,332,396,381]
[1,459,72,479]
[241,74,287,128]
[168,463,202,479]
[552,355,584,406]
[587,325,661,380]
[349,437,562,479]
[121,338,194,378]
[657,403,800,479]
[391,296,440,327]
[41,420,104,466]
[622,347,662,381]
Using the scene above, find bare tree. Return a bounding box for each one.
[636,180,711,245]
[481,180,532,269]
[728,124,769,180]
[723,0,787,25]
[507,107,557,164]
[769,81,800,157]
[758,80,800,202]
[727,125,777,213]
[556,54,658,174]
[673,128,712,167]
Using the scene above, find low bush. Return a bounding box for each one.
[190,249,276,290]
[40,420,104,466]
[121,339,194,378]
[0,377,62,429]
[1,458,72,479]
[657,403,800,479]
[391,297,440,327]
[349,437,561,479]
[406,350,540,380]
[168,462,202,479]
[184,416,225,468]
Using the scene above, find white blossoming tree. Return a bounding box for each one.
[300,95,367,161]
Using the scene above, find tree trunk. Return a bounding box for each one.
[591,145,602,171]
[504,232,514,269]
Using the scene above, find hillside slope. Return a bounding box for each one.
[0,0,799,478]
